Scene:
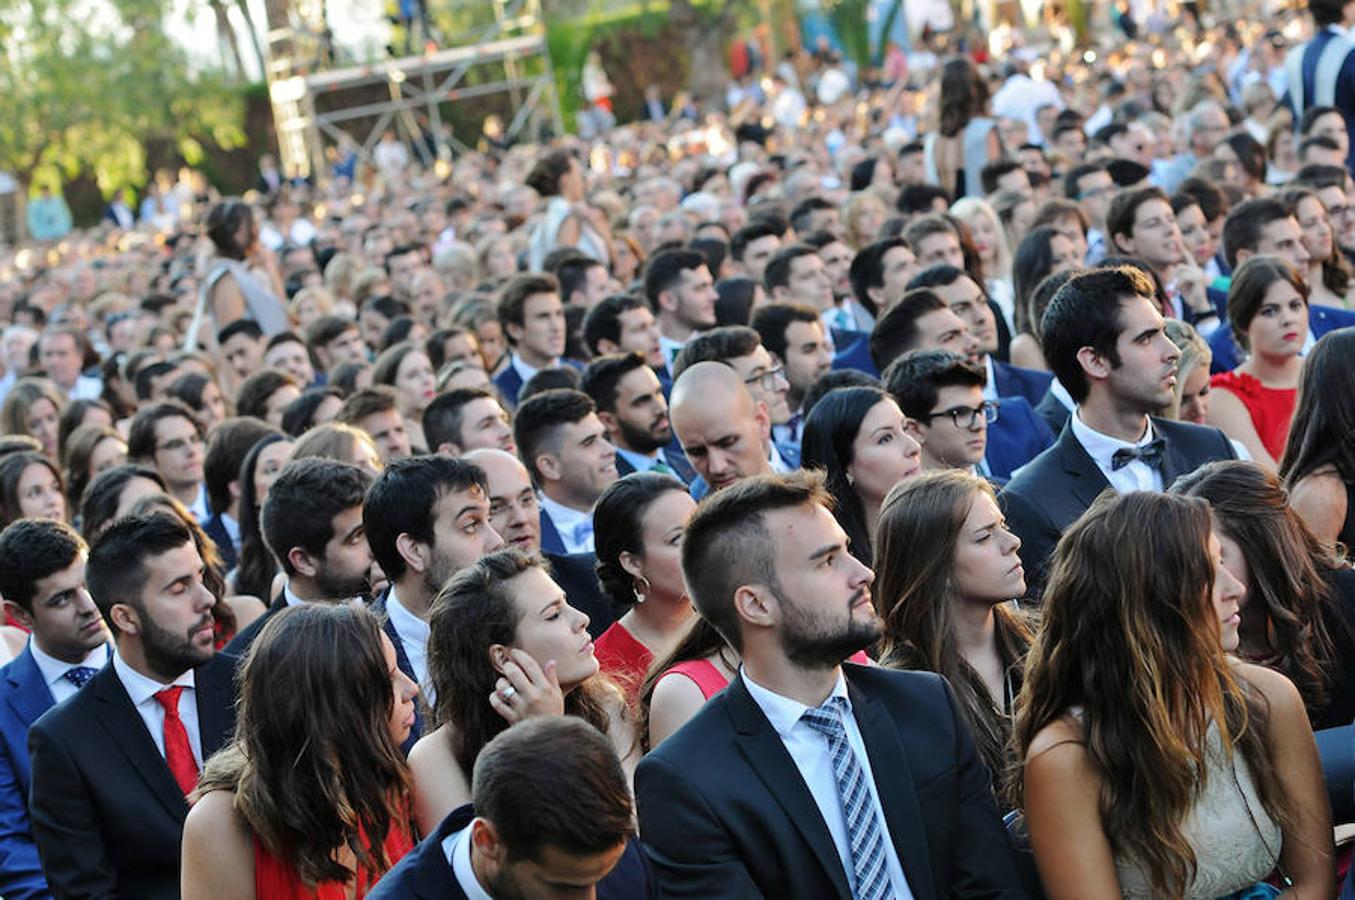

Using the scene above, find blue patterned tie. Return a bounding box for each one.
[62,666,99,689]
[801,696,895,900]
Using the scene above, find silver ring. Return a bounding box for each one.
[501,685,518,701]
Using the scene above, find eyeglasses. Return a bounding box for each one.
[743,366,786,392]
[156,434,204,455]
[923,401,1000,429]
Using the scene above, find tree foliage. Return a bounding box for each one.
[0,0,247,195]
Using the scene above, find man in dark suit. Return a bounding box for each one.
[0,520,111,900]
[513,389,618,556]
[492,273,576,410]
[223,458,375,660]
[365,456,505,747]
[27,513,235,900]
[582,351,694,485]
[369,717,650,899]
[464,448,616,637]
[636,472,1023,898]
[1000,266,1236,598]
[884,350,1005,482]
[1284,0,1355,171]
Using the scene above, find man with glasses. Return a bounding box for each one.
[1064,162,1115,265]
[127,401,209,521]
[672,325,801,471]
[883,350,1000,480]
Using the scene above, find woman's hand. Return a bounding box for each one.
[1170,261,1213,316]
[489,648,564,724]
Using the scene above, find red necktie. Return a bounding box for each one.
[154,686,199,797]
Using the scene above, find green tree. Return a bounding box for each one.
[0,0,247,196]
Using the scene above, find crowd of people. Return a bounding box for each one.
[5,0,1355,897]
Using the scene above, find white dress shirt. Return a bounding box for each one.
[283,581,308,607]
[539,493,595,554]
[614,445,663,474]
[742,669,914,900]
[769,442,795,474]
[444,825,494,900]
[510,351,554,388]
[1070,410,1163,494]
[982,355,999,403]
[386,586,433,705]
[188,483,210,523]
[658,333,687,366]
[111,650,203,766]
[29,640,110,705]
[69,374,103,401]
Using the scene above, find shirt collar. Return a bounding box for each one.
[769,441,793,474]
[386,586,430,642]
[445,824,494,900]
[538,493,594,548]
[29,638,109,689]
[283,581,308,607]
[741,666,852,740]
[614,445,661,472]
[112,647,195,706]
[982,354,998,402]
[510,352,556,385]
[1069,409,1156,465]
[219,511,240,545]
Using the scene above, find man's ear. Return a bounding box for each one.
[535,453,562,485]
[733,584,775,630]
[1234,248,1253,267]
[1075,345,1113,383]
[2,599,33,631]
[435,441,463,457]
[1112,231,1136,254]
[754,401,772,443]
[395,532,428,576]
[109,603,140,637]
[596,410,620,437]
[471,818,507,867]
[657,288,678,315]
[227,479,242,504]
[505,321,525,346]
[597,338,621,356]
[287,546,319,579]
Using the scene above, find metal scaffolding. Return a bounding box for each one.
[265,0,562,180]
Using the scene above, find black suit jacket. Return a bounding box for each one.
[999,416,1236,598]
[371,588,424,754]
[27,656,235,900]
[221,589,286,661]
[369,803,653,899]
[635,664,1023,899]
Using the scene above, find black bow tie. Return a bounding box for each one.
[1111,439,1166,470]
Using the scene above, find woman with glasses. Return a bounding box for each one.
[800,386,922,567]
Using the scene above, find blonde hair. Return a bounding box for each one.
[323,252,362,301]
[951,197,1013,281]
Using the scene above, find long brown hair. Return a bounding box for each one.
[1280,328,1355,488]
[1174,460,1340,719]
[1014,491,1290,896]
[195,605,411,886]
[636,615,736,752]
[873,470,1033,799]
[427,549,618,776]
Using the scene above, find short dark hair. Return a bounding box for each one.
[1299,134,1342,162]
[681,471,832,651]
[802,369,881,418]
[1300,105,1344,135]
[643,249,707,309]
[869,289,949,370]
[1177,176,1230,222]
[881,349,986,419]
[422,387,502,452]
[127,401,200,462]
[472,715,633,863]
[762,244,818,293]
[1106,186,1170,249]
[512,389,596,484]
[582,294,647,356]
[1041,266,1155,403]
[896,184,951,216]
[1293,163,1351,190]
[262,458,374,576]
[280,387,345,437]
[789,197,835,234]
[264,330,307,356]
[906,263,968,292]
[1222,197,1292,269]
[363,455,488,581]
[902,214,956,253]
[1064,162,1108,200]
[555,255,604,303]
[236,369,299,421]
[751,302,821,361]
[335,386,399,424]
[135,361,180,402]
[1227,256,1309,351]
[670,326,762,380]
[87,512,194,631]
[0,518,87,612]
[519,366,580,403]
[980,158,1025,195]
[848,237,910,315]
[204,418,279,515]
[218,319,263,346]
[305,315,359,351]
[579,352,650,415]
[729,222,781,263]
[497,273,558,332]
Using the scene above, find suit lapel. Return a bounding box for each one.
[1055,426,1111,512]
[538,511,566,555]
[90,667,189,821]
[413,806,474,899]
[726,675,853,900]
[194,657,234,757]
[5,649,55,727]
[848,678,937,900]
[1151,417,1199,488]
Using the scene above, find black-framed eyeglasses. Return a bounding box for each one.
[923,401,999,429]
[743,366,785,392]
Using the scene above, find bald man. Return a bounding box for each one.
[669,361,777,498]
[462,448,614,635]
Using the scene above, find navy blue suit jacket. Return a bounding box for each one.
[830,329,880,378]
[999,417,1236,599]
[538,507,569,556]
[201,512,237,571]
[1035,387,1071,436]
[990,360,1054,408]
[492,358,585,410]
[1286,28,1355,170]
[635,665,1023,899]
[0,648,57,900]
[984,397,1056,481]
[1208,305,1355,373]
[614,441,697,486]
[372,589,424,755]
[368,804,654,899]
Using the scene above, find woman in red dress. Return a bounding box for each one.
[591,473,698,703]
[1208,256,1306,468]
[181,604,419,899]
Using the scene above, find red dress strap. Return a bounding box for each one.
[661,659,730,700]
